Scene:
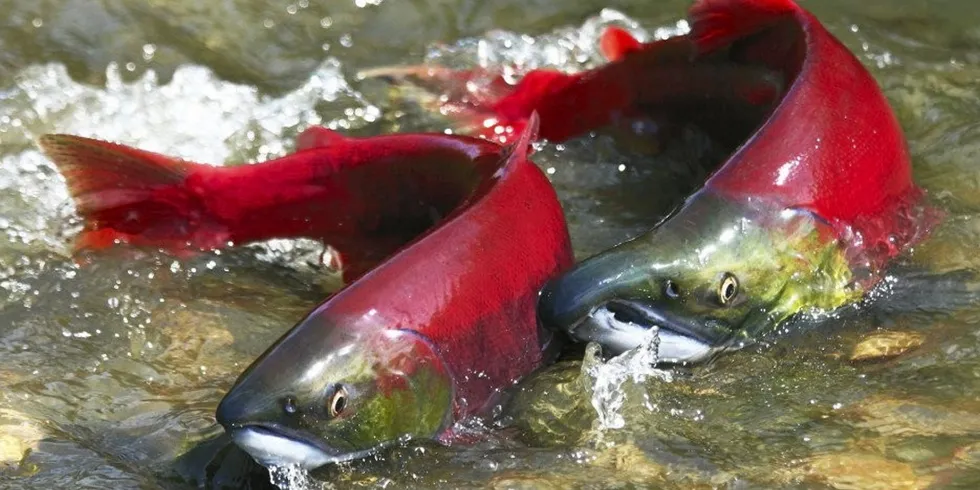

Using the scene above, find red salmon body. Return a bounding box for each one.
[689,0,936,272]
[371,0,940,365]
[372,0,937,278]
[39,114,573,440]
[309,118,572,416]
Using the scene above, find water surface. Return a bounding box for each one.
[2,1,980,489]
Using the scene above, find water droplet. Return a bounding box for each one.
[142,44,156,61]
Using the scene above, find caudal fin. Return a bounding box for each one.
[37,135,227,252]
[599,26,643,62]
[689,0,800,53]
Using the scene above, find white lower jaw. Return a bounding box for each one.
[230,428,337,470]
[655,329,716,363]
[581,307,717,363]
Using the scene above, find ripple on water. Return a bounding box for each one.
[4,2,980,489]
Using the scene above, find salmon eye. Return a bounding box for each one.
[328,385,348,417]
[718,273,739,305]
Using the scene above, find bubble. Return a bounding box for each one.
[141,44,156,61]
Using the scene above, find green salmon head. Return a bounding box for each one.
[216,313,455,470]
[538,194,863,364]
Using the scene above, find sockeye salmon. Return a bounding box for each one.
[38,114,573,468]
[367,0,940,363]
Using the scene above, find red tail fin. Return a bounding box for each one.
[37,135,229,252]
[599,26,643,62]
[689,0,800,53]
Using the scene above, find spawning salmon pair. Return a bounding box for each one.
[36,0,938,470]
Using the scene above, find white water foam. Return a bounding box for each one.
[1,57,377,161]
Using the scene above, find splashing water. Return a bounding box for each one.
[583,329,673,431]
[0,58,378,161]
[268,464,322,490]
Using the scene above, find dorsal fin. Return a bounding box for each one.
[296,126,351,151]
[509,111,540,161]
[689,0,800,53]
[599,26,643,62]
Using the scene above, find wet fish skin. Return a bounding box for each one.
[538,0,940,362]
[372,0,941,362]
[38,114,574,468]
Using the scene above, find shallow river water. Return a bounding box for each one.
[3,0,980,489]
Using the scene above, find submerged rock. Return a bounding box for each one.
[590,442,667,481]
[504,360,596,447]
[0,409,44,473]
[840,396,980,437]
[849,331,925,363]
[487,443,673,490]
[798,452,931,490]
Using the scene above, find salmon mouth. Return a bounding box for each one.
[571,300,723,364]
[226,423,376,470]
